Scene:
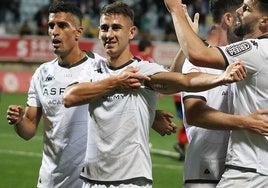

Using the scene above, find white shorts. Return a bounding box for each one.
[217,168,268,188]
[184,183,217,188]
[82,182,152,188]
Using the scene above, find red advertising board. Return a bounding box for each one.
[0,36,56,62]
[0,36,179,65]
[0,36,179,93]
[0,72,33,93]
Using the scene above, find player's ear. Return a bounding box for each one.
[75,26,84,40]
[223,12,233,28]
[129,26,137,40]
[98,26,101,40]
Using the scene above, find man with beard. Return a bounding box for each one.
[164,0,268,187]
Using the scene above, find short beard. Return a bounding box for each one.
[233,22,247,38]
[227,28,243,43]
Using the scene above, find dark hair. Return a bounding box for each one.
[257,0,268,15]
[48,1,83,25]
[100,1,135,24]
[210,0,243,24]
[138,39,152,52]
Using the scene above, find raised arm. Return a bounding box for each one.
[169,5,199,73]
[164,0,226,69]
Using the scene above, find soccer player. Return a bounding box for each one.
[165,0,268,186]
[180,1,243,187]
[171,2,268,187]
[6,1,102,187]
[62,2,246,188]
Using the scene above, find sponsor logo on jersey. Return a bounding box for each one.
[225,41,252,57]
[222,90,228,96]
[48,99,62,105]
[250,40,258,48]
[104,93,127,102]
[43,87,65,95]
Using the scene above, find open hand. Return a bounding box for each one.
[182,4,199,34]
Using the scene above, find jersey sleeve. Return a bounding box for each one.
[136,60,168,76]
[181,59,207,101]
[217,39,266,74]
[27,67,42,107]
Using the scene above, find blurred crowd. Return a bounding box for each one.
[0,0,212,41]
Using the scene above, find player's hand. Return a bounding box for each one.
[247,110,268,136]
[7,105,25,125]
[222,60,247,84]
[182,4,199,34]
[117,67,150,90]
[152,110,177,136]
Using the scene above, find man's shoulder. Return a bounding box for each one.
[86,51,105,61]
[35,58,58,71]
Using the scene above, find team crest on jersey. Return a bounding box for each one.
[225,41,252,57]
[45,74,55,82]
[94,68,103,73]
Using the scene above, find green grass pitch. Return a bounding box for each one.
[0,93,184,188]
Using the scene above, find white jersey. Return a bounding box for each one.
[27,51,103,188]
[217,36,268,175]
[181,59,230,183]
[80,57,167,186]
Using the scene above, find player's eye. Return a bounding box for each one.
[48,23,54,29]
[242,4,250,12]
[100,25,109,32]
[58,22,68,29]
[112,25,121,31]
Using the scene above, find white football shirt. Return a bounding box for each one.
[217,36,268,175]
[27,51,103,187]
[182,59,230,183]
[80,58,167,185]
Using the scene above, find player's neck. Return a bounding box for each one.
[243,30,268,40]
[107,50,134,68]
[205,26,228,46]
[58,50,86,67]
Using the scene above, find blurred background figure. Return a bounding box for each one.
[173,93,188,161]
[135,38,155,62]
[18,20,33,36]
[34,5,49,35]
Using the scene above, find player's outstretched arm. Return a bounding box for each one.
[147,61,246,94]
[164,0,226,69]
[63,67,150,107]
